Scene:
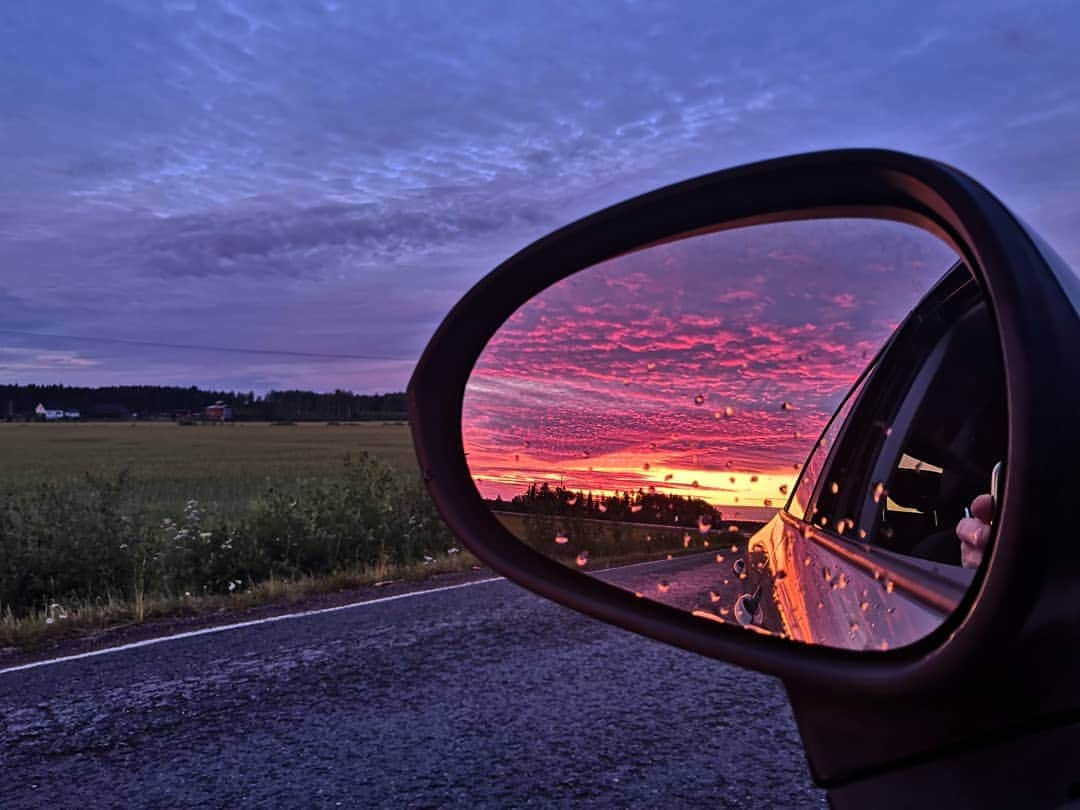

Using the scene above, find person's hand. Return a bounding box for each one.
[956,494,995,569]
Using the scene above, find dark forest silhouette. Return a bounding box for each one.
[0,384,407,421]
[489,482,724,527]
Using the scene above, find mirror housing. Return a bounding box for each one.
[409,150,1080,791]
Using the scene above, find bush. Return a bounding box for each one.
[0,453,455,619]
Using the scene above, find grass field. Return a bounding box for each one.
[0,420,469,645]
[0,420,416,519]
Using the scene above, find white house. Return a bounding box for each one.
[35,403,75,421]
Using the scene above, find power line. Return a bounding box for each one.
[0,329,415,363]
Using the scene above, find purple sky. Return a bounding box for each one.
[2,1,1078,393]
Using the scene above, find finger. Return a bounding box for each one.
[956,517,991,549]
[971,493,995,524]
[961,543,984,569]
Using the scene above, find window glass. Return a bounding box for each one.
[786,369,871,522]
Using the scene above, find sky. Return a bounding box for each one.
[1,0,1079,397]
[462,219,957,514]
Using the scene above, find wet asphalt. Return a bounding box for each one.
[1,558,826,809]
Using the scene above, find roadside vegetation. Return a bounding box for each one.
[0,423,475,651]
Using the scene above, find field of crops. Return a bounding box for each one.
[0,421,460,624]
[0,420,416,519]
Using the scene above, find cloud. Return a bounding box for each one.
[0,0,1078,396]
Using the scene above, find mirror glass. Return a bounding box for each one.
[463,218,1005,651]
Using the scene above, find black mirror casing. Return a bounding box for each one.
[408,150,1080,803]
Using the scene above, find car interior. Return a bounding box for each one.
[872,302,1007,563]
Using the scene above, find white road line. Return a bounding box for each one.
[0,577,504,676]
[0,552,705,676]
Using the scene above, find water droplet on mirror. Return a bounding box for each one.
[697,516,712,534]
[837,573,849,589]
[873,482,886,503]
[646,361,657,371]
[729,476,736,484]
[642,462,651,471]
[738,572,748,580]
[887,607,896,614]
[645,534,653,543]
[694,394,705,406]
[703,539,710,548]
[691,480,700,488]
[683,533,692,549]
[763,498,773,507]
[727,525,739,534]
[567,496,578,506]
[732,558,746,576]
[879,640,890,651]
[779,484,789,495]
[657,581,670,593]
[858,528,868,540]
[803,556,812,567]
[819,516,828,527]
[709,590,721,603]
[873,568,883,581]
[722,406,735,419]
[793,431,801,440]
[663,473,673,481]
[850,623,860,636]
[860,600,870,612]
[750,475,759,483]
[634,591,644,598]
[514,454,520,462]
[575,551,589,567]
[829,481,840,495]
[715,553,725,563]
[554,533,569,545]
[598,503,607,513]
[524,441,531,449]
[781,402,794,411]
[649,442,657,450]
[823,567,833,583]
[816,601,824,609]
[719,606,731,616]
[885,579,895,593]
[631,504,643,513]
[666,554,674,561]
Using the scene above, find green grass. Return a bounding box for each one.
[0,421,472,649]
[0,421,415,519]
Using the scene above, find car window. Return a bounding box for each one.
[861,303,1006,563]
[785,368,872,523]
[796,269,1006,566]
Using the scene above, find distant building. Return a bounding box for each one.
[204,401,233,422]
[35,403,73,421]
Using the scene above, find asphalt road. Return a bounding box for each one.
[1,558,826,808]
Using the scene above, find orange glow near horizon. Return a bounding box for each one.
[463,219,958,519]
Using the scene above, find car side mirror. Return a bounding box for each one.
[409,149,1080,801]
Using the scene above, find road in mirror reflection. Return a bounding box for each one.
[463,218,995,652]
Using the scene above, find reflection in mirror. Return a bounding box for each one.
[463,218,1003,652]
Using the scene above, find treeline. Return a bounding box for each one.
[0,384,407,421]
[491,482,724,527]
